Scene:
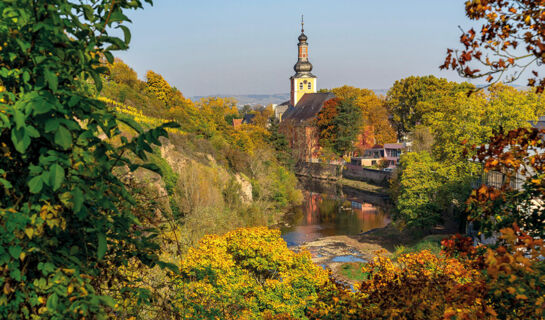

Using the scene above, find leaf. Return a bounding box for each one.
[97,233,107,260]
[9,246,22,259]
[44,69,58,92]
[24,228,34,239]
[99,295,116,308]
[46,293,58,311]
[13,109,25,129]
[11,127,30,153]
[28,175,43,193]
[72,187,84,213]
[45,119,60,133]
[117,25,131,45]
[10,269,21,281]
[54,125,72,149]
[48,163,64,191]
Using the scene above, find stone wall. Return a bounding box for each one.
[342,164,391,186]
[295,162,342,181]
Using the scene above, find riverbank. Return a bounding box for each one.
[298,223,454,284]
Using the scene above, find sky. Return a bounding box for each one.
[116,0,478,97]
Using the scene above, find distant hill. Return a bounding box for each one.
[191,89,390,107]
[190,93,290,107]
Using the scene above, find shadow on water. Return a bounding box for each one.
[281,178,391,246]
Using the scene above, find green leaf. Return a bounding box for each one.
[48,164,64,191]
[45,119,60,133]
[9,246,22,259]
[44,69,58,92]
[13,109,25,129]
[11,127,30,153]
[72,187,84,213]
[97,233,107,260]
[68,95,81,107]
[0,177,12,189]
[46,293,58,311]
[54,125,72,149]
[99,295,116,308]
[22,71,30,82]
[117,25,131,45]
[10,269,21,281]
[28,175,43,193]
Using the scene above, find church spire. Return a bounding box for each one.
[294,16,312,75]
[290,17,317,107]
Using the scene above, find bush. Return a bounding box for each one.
[175,227,328,319]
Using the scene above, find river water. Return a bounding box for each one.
[280,179,391,247]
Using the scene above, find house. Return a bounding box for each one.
[352,143,403,167]
[232,118,243,129]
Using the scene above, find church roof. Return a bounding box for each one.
[282,92,335,122]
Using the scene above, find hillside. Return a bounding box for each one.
[100,59,302,251]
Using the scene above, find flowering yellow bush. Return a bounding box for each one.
[175,227,328,319]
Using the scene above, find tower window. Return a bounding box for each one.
[299,82,303,90]
[308,82,311,89]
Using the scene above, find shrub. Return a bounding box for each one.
[175,227,328,319]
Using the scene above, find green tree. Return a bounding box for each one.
[386,76,474,136]
[333,98,364,155]
[316,98,363,157]
[0,1,178,318]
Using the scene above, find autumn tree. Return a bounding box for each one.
[316,98,363,157]
[331,86,396,144]
[442,0,545,92]
[468,127,545,238]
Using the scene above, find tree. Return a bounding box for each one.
[0,1,179,318]
[468,127,545,238]
[331,86,397,144]
[316,98,340,147]
[146,70,174,106]
[315,98,363,157]
[442,0,545,92]
[108,58,139,86]
[386,76,474,136]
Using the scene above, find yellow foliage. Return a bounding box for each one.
[175,227,328,319]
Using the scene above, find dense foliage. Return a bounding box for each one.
[468,127,545,238]
[175,227,328,319]
[315,97,363,157]
[390,78,545,231]
[0,0,184,318]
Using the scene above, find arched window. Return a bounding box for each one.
[299,82,303,90]
[308,82,311,90]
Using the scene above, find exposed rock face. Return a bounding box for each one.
[235,173,253,203]
[160,143,187,173]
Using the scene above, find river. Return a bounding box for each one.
[280,179,391,247]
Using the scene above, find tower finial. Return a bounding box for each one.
[301,14,304,33]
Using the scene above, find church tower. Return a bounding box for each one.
[290,16,317,106]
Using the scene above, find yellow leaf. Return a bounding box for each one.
[24,228,34,239]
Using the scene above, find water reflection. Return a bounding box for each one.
[281,190,390,246]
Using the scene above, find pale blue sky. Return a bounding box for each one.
[116,1,475,97]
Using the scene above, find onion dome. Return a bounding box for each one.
[294,60,312,73]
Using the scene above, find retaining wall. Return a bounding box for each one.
[342,164,391,186]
